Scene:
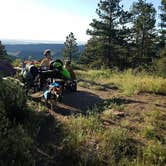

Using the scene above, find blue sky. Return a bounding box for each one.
[0,0,161,43]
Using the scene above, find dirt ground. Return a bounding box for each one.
[31,86,166,166]
[32,86,166,114]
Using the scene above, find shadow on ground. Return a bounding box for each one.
[54,89,104,115]
[30,88,150,116]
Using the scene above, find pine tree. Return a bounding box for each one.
[155,0,166,77]
[0,41,7,60]
[159,0,166,48]
[80,37,104,68]
[130,0,157,67]
[62,32,79,62]
[86,0,131,68]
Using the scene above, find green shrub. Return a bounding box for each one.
[0,78,26,121]
[143,141,166,166]
[12,58,22,67]
[98,127,138,165]
[0,125,34,166]
[62,114,103,165]
[0,79,35,166]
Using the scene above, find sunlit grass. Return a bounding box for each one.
[62,98,166,165]
[77,69,166,95]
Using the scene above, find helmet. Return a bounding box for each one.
[43,49,51,56]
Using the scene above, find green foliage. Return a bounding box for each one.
[80,37,104,69]
[84,0,131,68]
[0,40,7,59]
[0,124,34,166]
[63,114,102,149]
[130,0,157,67]
[61,96,166,166]
[155,46,166,77]
[143,141,166,166]
[159,0,166,48]
[77,69,166,95]
[12,58,22,67]
[0,41,14,62]
[80,0,163,71]
[141,110,166,143]
[62,32,79,62]
[0,78,26,120]
[0,80,34,166]
[62,111,139,166]
[98,127,138,165]
[62,114,102,165]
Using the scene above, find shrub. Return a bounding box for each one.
[0,101,34,166]
[143,141,166,166]
[98,127,138,165]
[0,79,35,166]
[0,78,26,121]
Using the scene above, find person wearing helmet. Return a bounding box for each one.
[40,49,52,70]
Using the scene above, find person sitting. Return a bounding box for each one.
[39,49,52,89]
[40,49,52,70]
[64,59,76,80]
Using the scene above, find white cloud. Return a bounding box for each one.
[0,0,91,42]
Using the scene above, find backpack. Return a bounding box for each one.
[50,59,63,70]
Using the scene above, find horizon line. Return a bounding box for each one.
[1,38,87,45]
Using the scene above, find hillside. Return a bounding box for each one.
[30,70,166,166]
[5,44,84,60]
[0,69,165,166]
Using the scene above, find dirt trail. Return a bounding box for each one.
[54,86,116,115]
[31,86,166,116]
[31,86,115,114]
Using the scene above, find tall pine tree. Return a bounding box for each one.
[159,0,166,48]
[86,0,130,68]
[62,32,79,62]
[130,0,157,67]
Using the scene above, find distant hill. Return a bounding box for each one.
[5,44,85,60]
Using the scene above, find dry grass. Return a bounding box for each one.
[77,69,166,95]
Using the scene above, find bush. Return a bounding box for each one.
[0,79,35,166]
[143,141,166,166]
[98,127,138,165]
[0,78,26,121]
[0,125,34,166]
